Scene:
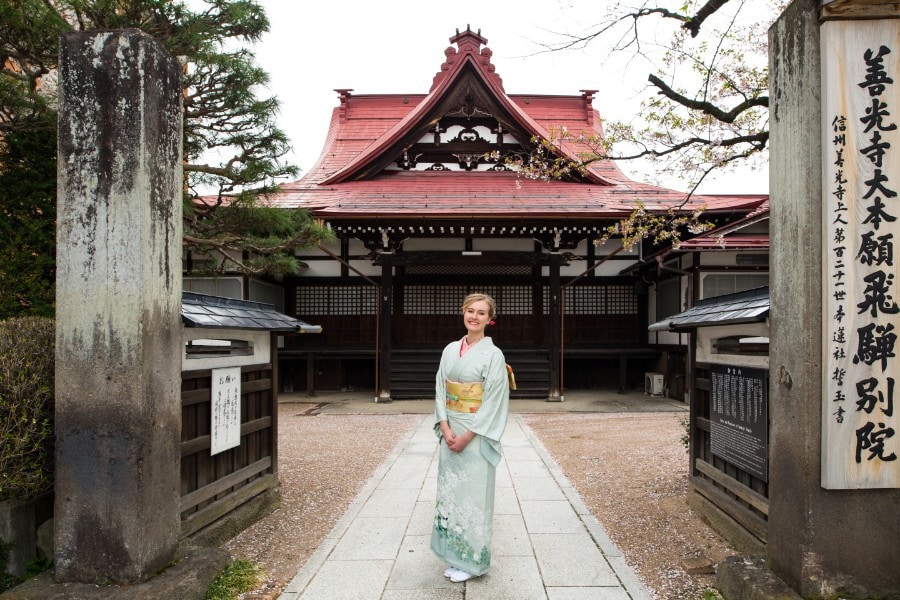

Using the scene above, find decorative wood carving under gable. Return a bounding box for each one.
[349,66,534,179]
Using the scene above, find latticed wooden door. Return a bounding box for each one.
[397,281,537,346]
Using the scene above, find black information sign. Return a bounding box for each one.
[710,363,768,482]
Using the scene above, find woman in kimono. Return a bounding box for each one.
[431,293,510,583]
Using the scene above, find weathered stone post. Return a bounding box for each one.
[767,1,899,597]
[55,29,183,583]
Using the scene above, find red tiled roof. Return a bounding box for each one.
[622,201,770,268]
[262,28,768,221]
[677,200,770,250]
[271,171,766,220]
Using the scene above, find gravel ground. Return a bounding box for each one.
[225,405,735,599]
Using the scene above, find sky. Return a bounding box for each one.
[250,0,771,195]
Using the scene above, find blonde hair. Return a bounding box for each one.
[461,293,496,319]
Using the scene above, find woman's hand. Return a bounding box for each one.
[439,421,456,444]
[446,429,475,453]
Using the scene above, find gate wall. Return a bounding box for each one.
[179,334,279,540]
[690,363,769,553]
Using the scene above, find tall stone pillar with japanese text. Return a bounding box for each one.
[55,30,183,583]
[769,1,898,597]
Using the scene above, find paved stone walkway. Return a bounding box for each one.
[279,414,652,600]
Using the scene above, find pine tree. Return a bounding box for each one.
[0,0,332,318]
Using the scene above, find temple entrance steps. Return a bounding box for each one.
[389,347,549,400]
[389,348,442,400]
[504,348,551,398]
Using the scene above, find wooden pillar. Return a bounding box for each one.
[306,352,315,397]
[270,334,280,474]
[55,30,182,583]
[377,257,393,402]
[532,260,543,344]
[686,331,698,476]
[547,254,563,401]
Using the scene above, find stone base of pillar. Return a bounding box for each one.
[0,547,230,600]
[716,556,802,600]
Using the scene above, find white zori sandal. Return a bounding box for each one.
[449,569,476,583]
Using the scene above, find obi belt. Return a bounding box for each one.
[446,380,483,413]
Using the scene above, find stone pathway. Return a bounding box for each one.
[279,415,652,600]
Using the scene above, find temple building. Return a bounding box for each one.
[185,26,769,402]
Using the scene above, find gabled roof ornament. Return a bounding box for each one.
[581,90,598,127]
[335,88,353,122]
[431,25,503,93]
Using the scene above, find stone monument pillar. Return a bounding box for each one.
[768,1,899,597]
[55,29,183,583]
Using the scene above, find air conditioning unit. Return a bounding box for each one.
[645,372,665,396]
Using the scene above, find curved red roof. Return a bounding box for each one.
[263,27,767,222]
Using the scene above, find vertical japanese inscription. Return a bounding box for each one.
[821,20,899,489]
[710,364,769,482]
[211,366,242,455]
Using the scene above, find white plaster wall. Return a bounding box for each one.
[294,241,377,277]
[346,264,381,277]
[695,322,769,369]
[560,258,587,277]
[474,238,534,251]
[700,251,768,269]
[296,246,335,277]
[304,260,342,277]
[183,276,243,299]
[403,237,464,251]
[699,271,770,299]
[182,328,271,371]
[348,238,369,254]
[699,251,741,266]
[654,330,688,347]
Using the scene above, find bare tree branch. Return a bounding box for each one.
[582,130,767,163]
[535,7,689,53]
[683,0,733,37]
[647,73,768,123]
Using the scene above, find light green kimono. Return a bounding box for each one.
[431,337,510,576]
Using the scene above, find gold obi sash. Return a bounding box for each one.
[446,380,483,413]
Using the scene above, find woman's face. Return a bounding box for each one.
[463,300,492,336]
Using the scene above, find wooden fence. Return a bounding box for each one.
[179,358,278,539]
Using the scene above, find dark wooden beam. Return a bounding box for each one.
[373,250,560,266]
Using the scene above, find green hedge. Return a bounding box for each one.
[0,317,54,502]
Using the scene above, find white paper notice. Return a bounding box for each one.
[211,366,242,455]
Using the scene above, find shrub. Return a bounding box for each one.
[0,317,55,502]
